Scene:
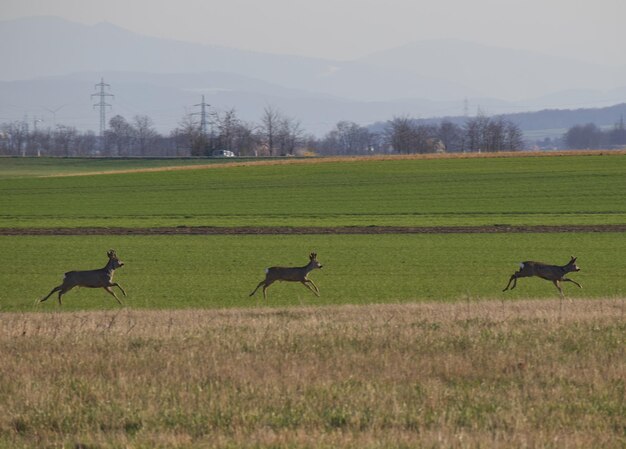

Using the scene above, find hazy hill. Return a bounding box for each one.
[1,16,626,136]
[0,16,470,101]
[358,39,626,101]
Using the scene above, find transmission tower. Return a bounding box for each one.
[91,78,114,137]
[193,95,211,135]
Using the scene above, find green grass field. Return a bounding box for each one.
[1,154,625,228]
[2,232,624,312]
[0,156,256,179]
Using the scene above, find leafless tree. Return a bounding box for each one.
[384,117,440,154]
[259,106,281,156]
[385,116,417,154]
[133,115,159,156]
[438,120,464,152]
[53,125,79,157]
[215,108,240,153]
[106,115,134,156]
[276,116,303,155]
[232,121,258,156]
[1,120,29,156]
[322,121,373,155]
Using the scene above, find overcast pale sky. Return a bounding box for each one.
[2,0,625,65]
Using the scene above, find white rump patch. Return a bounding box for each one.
[519,262,525,269]
[265,268,269,274]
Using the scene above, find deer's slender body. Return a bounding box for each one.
[250,252,323,299]
[38,250,126,306]
[503,256,581,297]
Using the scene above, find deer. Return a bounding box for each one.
[250,252,323,299]
[38,249,126,306]
[502,256,581,297]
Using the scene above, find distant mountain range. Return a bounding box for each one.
[1,16,625,136]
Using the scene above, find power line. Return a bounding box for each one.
[91,78,114,137]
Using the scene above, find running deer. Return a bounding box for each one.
[38,249,127,306]
[250,252,323,299]
[502,256,581,297]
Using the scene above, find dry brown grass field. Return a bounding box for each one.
[1,300,625,448]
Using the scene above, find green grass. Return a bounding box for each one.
[1,154,625,228]
[3,232,625,312]
[0,156,255,179]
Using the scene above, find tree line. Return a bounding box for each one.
[0,107,526,157]
[563,117,626,150]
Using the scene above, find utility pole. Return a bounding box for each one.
[193,95,210,136]
[91,78,114,137]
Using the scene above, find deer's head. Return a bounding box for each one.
[309,252,323,269]
[107,249,124,269]
[567,256,580,272]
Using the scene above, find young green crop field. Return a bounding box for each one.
[2,232,624,312]
[1,153,625,228]
[0,156,256,179]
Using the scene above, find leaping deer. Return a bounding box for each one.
[38,249,127,306]
[250,252,323,299]
[502,256,581,297]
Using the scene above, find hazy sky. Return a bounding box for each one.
[2,0,625,65]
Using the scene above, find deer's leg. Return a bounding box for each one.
[104,286,124,305]
[305,279,320,295]
[301,280,320,297]
[249,280,265,297]
[503,274,517,292]
[261,279,277,300]
[39,286,61,303]
[562,278,582,289]
[57,284,75,305]
[263,280,274,299]
[110,282,127,296]
[552,280,564,298]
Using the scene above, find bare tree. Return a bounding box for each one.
[505,120,525,151]
[276,116,303,155]
[232,121,258,156]
[564,123,604,149]
[463,114,523,152]
[171,113,205,156]
[323,121,372,155]
[215,108,240,153]
[438,120,464,152]
[464,113,489,152]
[259,106,281,156]
[53,125,78,157]
[385,116,417,154]
[106,115,134,156]
[1,120,29,156]
[133,115,159,156]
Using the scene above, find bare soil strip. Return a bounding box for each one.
[1,224,626,235]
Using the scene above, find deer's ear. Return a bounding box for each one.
[570,255,577,262]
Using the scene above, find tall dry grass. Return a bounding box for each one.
[1,299,625,448]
